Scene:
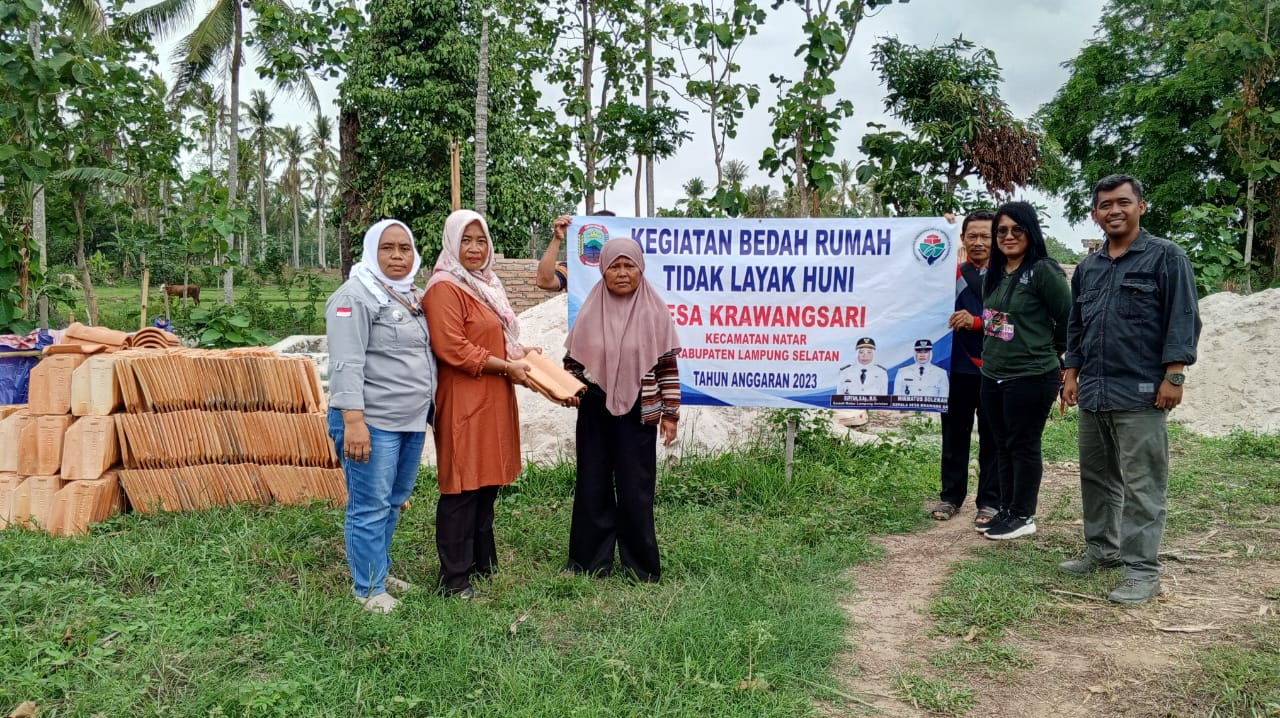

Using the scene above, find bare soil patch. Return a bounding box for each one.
[825,463,1280,717]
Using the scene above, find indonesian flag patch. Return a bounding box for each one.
[335,306,352,317]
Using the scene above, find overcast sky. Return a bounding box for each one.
[189,0,1109,247]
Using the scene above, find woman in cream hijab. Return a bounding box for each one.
[562,236,681,583]
[423,209,532,598]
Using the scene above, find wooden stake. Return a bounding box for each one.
[139,267,150,330]
[784,418,796,484]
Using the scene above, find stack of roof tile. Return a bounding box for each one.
[1,344,339,536]
[125,327,180,349]
[45,472,125,536]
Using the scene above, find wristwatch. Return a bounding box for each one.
[1164,372,1186,386]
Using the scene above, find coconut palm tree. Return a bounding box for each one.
[176,80,224,176]
[243,89,276,262]
[277,124,306,268]
[122,0,318,302]
[744,184,781,218]
[677,177,708,217]
[308,114,335,269]
[722,158,750,188]
[835,158,855,216]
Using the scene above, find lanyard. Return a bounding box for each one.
[374,278,424,317]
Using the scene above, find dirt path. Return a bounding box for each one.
[823,462,1280,717]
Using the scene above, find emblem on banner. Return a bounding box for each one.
[577,223,609,267]
[912,228,952,266]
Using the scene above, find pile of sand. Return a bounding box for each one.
[1174,288,1280,436]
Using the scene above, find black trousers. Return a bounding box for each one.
[939,372,999,509]
[980,370,1060,518]
[436,484,500,593]
[568,385,661,582]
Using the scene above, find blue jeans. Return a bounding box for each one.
[327,408,425,597]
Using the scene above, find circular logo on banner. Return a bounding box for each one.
[577,223,608,267]
[912,228,952,266]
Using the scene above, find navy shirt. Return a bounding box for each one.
[1064,230,1201,412]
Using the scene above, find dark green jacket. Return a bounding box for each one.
[981,258,1071,380]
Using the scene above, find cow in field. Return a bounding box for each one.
[160,283,201,305]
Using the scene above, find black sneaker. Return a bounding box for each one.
[985,515,1036,540]
[975,509,1008,533]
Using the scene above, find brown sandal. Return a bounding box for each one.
[973,506,999,528]
[930,501,959,521]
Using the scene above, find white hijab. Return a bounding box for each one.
[351,219,422,304]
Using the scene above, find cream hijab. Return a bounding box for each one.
[352,219,422,304]
[426,209,523,358]
[565,237,681,416]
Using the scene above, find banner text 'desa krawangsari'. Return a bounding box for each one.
[566,217,955,410]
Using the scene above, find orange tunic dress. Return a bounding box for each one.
[423,281,521,494]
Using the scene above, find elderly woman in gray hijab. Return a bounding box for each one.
[326,219,437,614]
[562,237,681,583]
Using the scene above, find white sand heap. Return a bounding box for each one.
[420,294,875,467]
[1174,288,1280,436]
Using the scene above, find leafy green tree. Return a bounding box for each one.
[1195,0,1279,285]
[666,0,765,187]
[536,0,654,213]
[855,37,1046,216]
[759,0,908,217]
[341,0,571,259]
[1039,0,1280,289]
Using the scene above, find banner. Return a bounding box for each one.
[566,216,956,411]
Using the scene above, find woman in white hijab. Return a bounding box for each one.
[326,219,437,614]
[423,209,533,599]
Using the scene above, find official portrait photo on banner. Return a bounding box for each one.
[566,216,955,411]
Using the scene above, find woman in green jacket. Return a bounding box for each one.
[979,201,1072,540]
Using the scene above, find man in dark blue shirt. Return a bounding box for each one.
[1061,174,1201,604]
[932,210,999,527]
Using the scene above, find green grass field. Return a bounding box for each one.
[2,414,1277,716]
[84,271,344,342]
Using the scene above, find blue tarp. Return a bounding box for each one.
[0,331,53,404]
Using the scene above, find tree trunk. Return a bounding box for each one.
[1244,177,1255,293]
[473,19,490,216]
[29,20,48,329]
[634,155,642,215]
[338,106,363,279]
[292,189,301,268]
[643,0,655,216]
[224,8,242,304]
[257,148,267,264]
[72,194,99,325]
[581,0,596,214]
[316,184,326,269]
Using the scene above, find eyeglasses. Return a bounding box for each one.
[996,225,1027,239]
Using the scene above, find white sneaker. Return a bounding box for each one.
[354,591,399,614]
[385,575,413,594]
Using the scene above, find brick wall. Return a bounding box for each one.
[491,255,561,314]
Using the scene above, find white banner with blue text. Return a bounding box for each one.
[566,216,957,410]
